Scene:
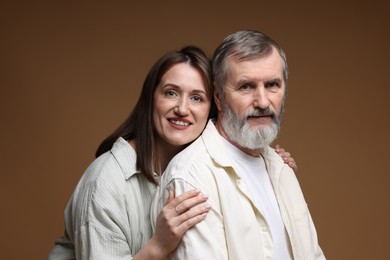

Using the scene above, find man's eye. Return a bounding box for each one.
[266,81,279,88]
[239,84,252,90]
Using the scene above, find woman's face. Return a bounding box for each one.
[153,63,211,149]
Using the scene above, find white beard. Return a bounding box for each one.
[220,102,283,150]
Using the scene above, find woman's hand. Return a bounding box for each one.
[275,144,298,172]
[138,189,210,259]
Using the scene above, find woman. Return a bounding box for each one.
[48,46,297,259]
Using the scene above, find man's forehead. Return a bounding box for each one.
[227,55,284,80]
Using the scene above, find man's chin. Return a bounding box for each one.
[247,124,272,132]
[239,140,270,151]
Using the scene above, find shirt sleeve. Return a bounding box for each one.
[68,167,133,260]
[48,222,132,260]
[172,178,228,260]
[153,165,228,260]
[74,222,132,260]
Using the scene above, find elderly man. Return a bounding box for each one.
[152,30,325,260]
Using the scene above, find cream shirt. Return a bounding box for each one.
[151,120,325,260]
[48,137,157,260]
[222,137,292,260]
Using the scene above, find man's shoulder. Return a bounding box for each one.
[161,120,225,186]
[168,137,208,172]
[169,121,217,167]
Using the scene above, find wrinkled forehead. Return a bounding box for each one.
[226,50,285,80]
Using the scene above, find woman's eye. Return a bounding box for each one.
[165,90,177,97]
[191,96,203,102]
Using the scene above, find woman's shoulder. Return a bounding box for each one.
[74,138,138,197]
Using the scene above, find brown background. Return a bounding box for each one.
[1,1,389,259]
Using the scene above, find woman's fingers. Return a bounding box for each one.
[171,189,201,205]
[275,144,298,172]
[173,197,211,234]
[288,160,298,172]
[175,206,210,233]
[174,193,209,215]
[162,188,211,226]
[282,152,291,160]
[165,190,175,205]
[165,189,208,214]
[152,189,211,255]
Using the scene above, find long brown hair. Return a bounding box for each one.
[96,46,216,184]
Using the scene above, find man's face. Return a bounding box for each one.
[215,48,286,154]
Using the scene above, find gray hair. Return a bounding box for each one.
[212,30,288,98]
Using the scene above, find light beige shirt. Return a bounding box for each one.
[151,120,325,260]
[48,137,157,260]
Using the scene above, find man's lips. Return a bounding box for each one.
[247,115,273,119]
[247,115,273,123]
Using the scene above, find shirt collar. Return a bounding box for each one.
[110,137,139,180]
[201,119,235,168]
[261,145,285,178]
[202,119,286,178]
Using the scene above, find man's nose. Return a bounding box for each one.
[253,87,270,109]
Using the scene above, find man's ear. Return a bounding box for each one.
[214,89,223,112]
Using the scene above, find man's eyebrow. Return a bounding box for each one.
[236,78,282,85]
[237,79,256,85]
[266,77,282,81]
[266,78,283,83]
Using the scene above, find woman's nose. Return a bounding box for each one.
[174,98,190,115]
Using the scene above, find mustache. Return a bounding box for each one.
[245,107,276,118]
